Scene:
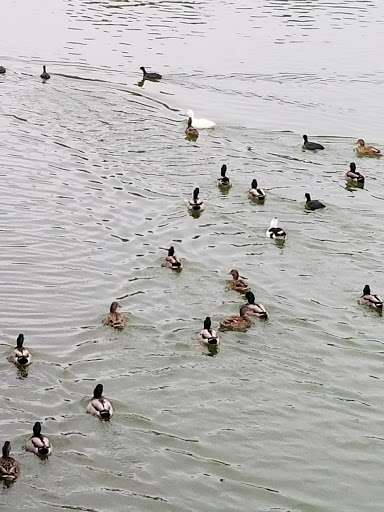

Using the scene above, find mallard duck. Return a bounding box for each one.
[26,422,52,456]
[188,187,204,211]
[249,179,266,200]
[199,317,220,346]
[359,285,383,309]
[243,291,268,319]
[40,65,50,80]
[8,334,31,366]
[220,305,252,331]
[217,164,231,188]
[345,162,364,184]
[185,118,199,139]
[165,246,182,270]
[104,302,125,329]
[0,66,6,74]
[0,442,20,481]
[186,110,216,129]
[356,139,381,156]
[140,66,162,80]
[302,134,324,151]
[228,269,250,293]
[305,193,326,210]
[266,217,286,240]
[87,384,113,420]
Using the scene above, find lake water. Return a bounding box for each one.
[1,0,384,510]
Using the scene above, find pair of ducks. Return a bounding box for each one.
[187,176,266,212]
[225,269,268,330]
[302,135,381,156]
[0,65,49,79]
[199,290,268,342]
[185,109,216,139]
[0,423,52,482]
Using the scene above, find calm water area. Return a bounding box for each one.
[1,0,384,511]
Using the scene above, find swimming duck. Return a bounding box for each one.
[249,179,266,200]
[220,305,252,331]
[165,246,182,270]
[266,217,286,240]
[8,334,31,366]
[186,110,216,129]
[0,442,20,481]
[140,66,162,81]
[188,187,204,211]
[26,422,52,456]
[356,139,381,156]
[243,291,268,319]
[228,269,250,294]
[199,317,220,346]
[359,285,383,309]
[0,66,6,74]
[40,65,50,80]
[217,164,231,188]
[302,135,324,151]
[185,118,199,139]
[345,162,364,184]
[87,384,113,420]
[305,193,326,210]
[104,302,125,329]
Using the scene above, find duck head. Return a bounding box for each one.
[193,187,200,201]
[303,134,308,143]
[110,302,120,313]
[140,66,146,74]
[305,193,311,201]
[2,441,11,458]
[221,164,227,177]
[187,117,193,128]
[168,246,175,256]
[363,284,371,295]
[33,422,42,437]
[356,139,365,147]
[203,317,211,330]
[270,217,278,228]
[251,179,258,189]
[350,162,356,171]
[16,334,24,349]
[93,384,104,398]
[229,269,240,280]
[245,291,255,304]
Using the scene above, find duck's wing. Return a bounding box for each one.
[0,458,19,478]
[367,145,381,153]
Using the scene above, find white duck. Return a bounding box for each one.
[266,218,286,240]
[186,109,216,129]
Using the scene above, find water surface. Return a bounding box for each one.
[1,1,384,511]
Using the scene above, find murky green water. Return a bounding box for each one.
[1,1,384,510]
